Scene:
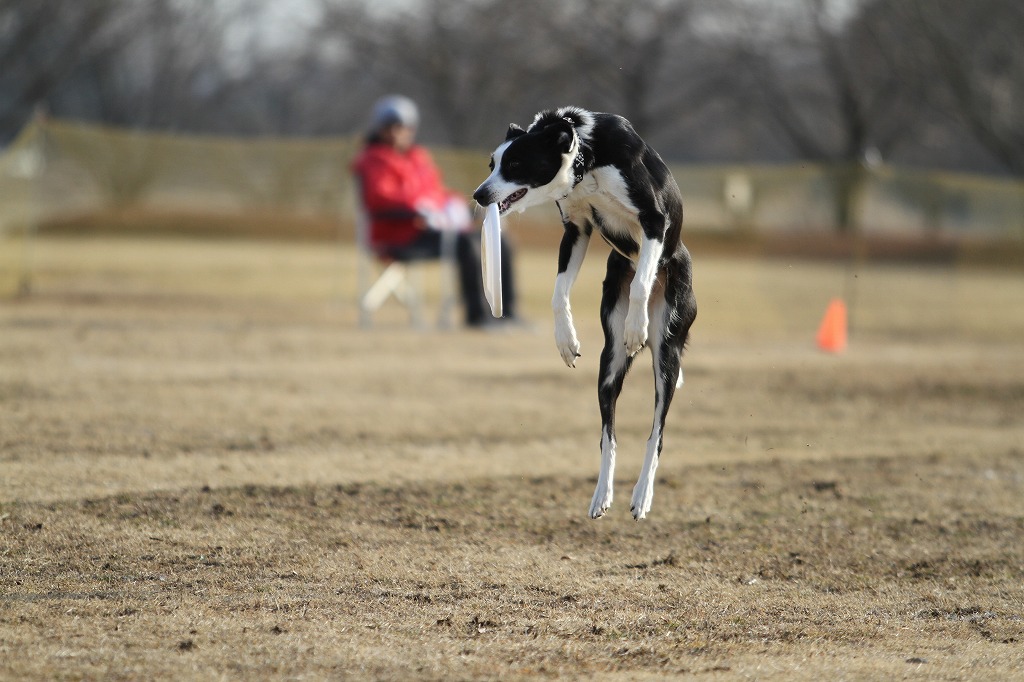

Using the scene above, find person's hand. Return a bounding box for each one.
[415,201,445,230]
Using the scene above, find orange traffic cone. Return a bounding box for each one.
[816,298,848,353]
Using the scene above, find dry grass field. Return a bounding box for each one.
[2,235,1023,680]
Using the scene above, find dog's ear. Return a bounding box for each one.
[544,118,576,155]
[505,123,526,141]
[556,130,574,154]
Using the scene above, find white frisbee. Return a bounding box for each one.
[481,202,503,317]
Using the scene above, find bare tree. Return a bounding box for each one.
[552,0,699,138]
[911,0,1024,175]
[741,0,932,230]
[0,0,124,137]
[73,1,225,129]
[316,0,572,146]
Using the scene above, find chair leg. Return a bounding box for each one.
[396,265,426,328]
[357,252,453,330]
[360,262,408,327]
[359,261,432,329]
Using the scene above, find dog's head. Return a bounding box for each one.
[472,117,578,215]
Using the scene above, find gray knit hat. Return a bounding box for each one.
[369,95,419,132]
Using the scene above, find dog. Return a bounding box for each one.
[473,106,697,520]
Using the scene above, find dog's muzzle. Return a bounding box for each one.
[473,184,527,214]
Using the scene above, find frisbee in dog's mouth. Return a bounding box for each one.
[498,188,527,214]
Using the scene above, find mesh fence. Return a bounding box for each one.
[1,117,1022,245]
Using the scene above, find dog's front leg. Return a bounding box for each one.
[623,235,662,356]
[553,221,591,368]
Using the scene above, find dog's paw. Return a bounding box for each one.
[554,317,582,368]
[623,304,648,356]
[589,485,613,519]
[630,481,654,521]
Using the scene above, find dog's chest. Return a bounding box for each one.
[562,167,642,259]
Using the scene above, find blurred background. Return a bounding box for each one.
[0,0,1022,293]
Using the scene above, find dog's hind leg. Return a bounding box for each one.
[631,263,696,520]
[629,286,674,520]
[590,252,634,519]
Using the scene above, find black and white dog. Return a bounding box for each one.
[473,106,697,520]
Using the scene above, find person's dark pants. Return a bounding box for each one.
[380,229,517,326]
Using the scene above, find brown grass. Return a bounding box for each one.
[1,236,1023,680]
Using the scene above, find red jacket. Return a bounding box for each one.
[352,141,455,249]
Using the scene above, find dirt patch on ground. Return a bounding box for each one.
[1,238,1023,679]
[3,454,1022,679]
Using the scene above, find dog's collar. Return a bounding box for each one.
[572,148,587,185]
[561,121,593,196]
[570,135,593,188]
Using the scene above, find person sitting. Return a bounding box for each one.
[351,95,518,328]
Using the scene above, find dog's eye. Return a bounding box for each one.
[488,157,494,171]
[508,160,521,171]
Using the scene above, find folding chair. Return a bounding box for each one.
[354,180,458,329]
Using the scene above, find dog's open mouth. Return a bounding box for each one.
[497,188,527,214]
